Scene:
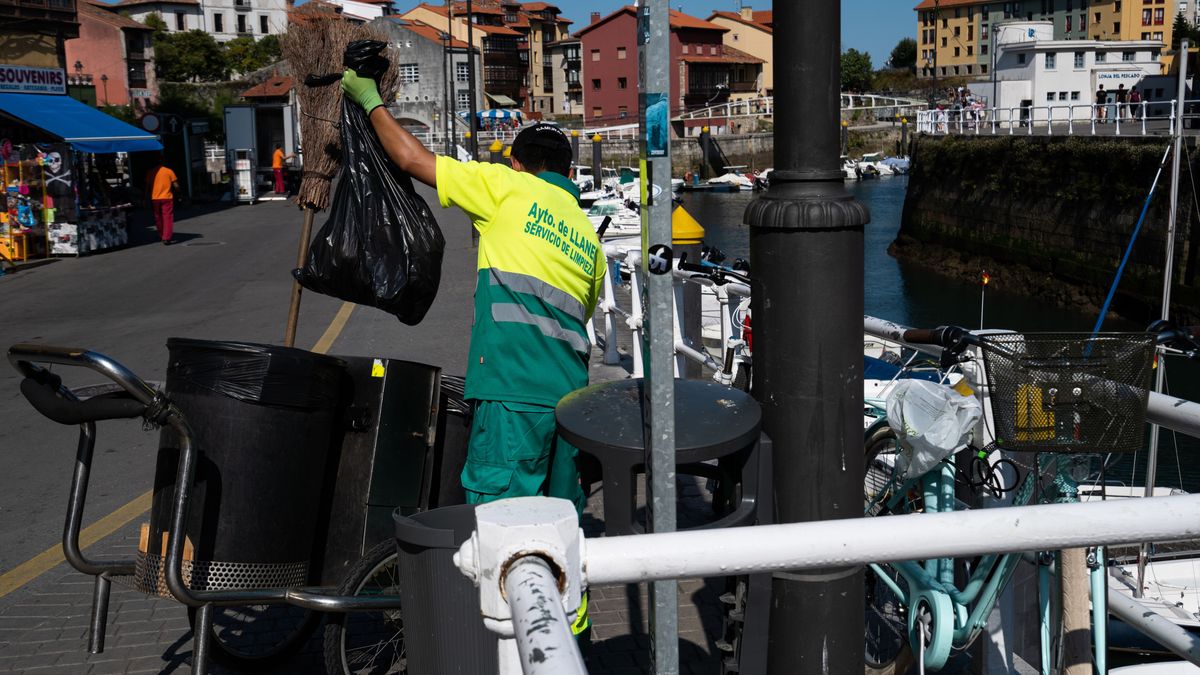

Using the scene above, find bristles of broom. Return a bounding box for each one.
[282,5,400,211]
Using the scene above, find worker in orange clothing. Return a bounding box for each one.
[271,143,294,194]
[145,157,179,245]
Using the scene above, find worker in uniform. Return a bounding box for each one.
[341,66,603,643]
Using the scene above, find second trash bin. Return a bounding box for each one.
[135,339,346,596]
[394,504,498,674]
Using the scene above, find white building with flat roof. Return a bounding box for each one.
[111,0,289,43]
[993,20,1163,121]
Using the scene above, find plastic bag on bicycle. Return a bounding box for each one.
[294,98,446,325]
[886,379,982,480]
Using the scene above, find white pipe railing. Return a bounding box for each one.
[463,494,1200,674]
[1108,588,1200,667]
[502,556,587,675]
[918,99,1177,136]
[598,246,751,381]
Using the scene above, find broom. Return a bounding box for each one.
[279,5,400,346]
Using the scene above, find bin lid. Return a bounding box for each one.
[165,338,346,409]
[394,504,479,550]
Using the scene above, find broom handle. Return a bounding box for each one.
[284,206,316,348]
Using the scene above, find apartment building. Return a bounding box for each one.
[398,1,570,114]
[575,7,762,128]
[545,37,582,117]
[915,0,1176,78]
[65,1,158,107]
[366,16,482,131]
[707,5,774,97]
[1,0,81,70]
[114,0,289,43]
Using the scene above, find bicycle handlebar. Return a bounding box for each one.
[8,344,162,425]
[901,325,975,351]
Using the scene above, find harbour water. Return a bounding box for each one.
[679,176,1200,493]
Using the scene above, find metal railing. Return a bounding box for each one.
[916,99,1197,137]
[596,245,751,379]
[458,494,1200,674]
[675,93,927,122]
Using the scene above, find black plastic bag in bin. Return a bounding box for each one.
[295,99,445,325]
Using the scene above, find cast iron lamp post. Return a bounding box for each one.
[747,0,869,671]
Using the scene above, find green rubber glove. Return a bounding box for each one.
[342,69,384,113]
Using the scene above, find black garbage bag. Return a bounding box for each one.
[295,99,445,325]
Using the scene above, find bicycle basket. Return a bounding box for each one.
[978,333,1155,454]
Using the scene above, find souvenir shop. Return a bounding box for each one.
[0,92,161,260]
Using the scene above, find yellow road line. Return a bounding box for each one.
[312,302,355,354]
[0,490,152,599]
[0,301,357,598]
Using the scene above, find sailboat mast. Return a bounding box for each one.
[1137,38,1189,597]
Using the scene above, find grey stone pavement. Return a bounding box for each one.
[0,190,741,674]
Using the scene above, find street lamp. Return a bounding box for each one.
[100,74,109,106]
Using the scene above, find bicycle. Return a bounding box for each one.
[860,323,1199,674]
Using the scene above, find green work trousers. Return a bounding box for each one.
[461,400,586,516]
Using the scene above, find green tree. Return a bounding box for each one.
[1172,12,1191,50]
[841,48,874,93]
[222,35,283,75]
[888,37,917,72]
[153,30,228,82]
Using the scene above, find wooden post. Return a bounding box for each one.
[1060,547,1092,674]
[283,207,315,348]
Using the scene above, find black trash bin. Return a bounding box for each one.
[394,504,498,674]
[134,339,346,596]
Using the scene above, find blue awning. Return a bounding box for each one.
[0,93,162,153]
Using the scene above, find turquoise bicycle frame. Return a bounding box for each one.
[868,460,1031,670]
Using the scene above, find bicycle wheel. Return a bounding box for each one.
[323,540,406,675]
[186,601,319,670]
[863,424,914,674]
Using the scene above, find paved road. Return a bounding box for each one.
[0,187,477,574]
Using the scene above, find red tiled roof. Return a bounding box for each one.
[752,10,771,26]
[112,0,199,7]
[522,1,557,12]
[402,18,471,48]
[473,22,522,35]
[576,6,724,37]
[241,76,293,98]
[451,1,503,14]
[913,0,985,8]
[82,1,155,29]
[707,10,772,34]
[669,9,726,31]
[680,44,764,64]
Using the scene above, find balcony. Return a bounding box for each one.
[233,0,251,10]
[0,0,79,36]
[729,81,757,93]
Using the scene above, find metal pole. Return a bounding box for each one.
[1138,36,1189,595]
[591,133,602,189]
[283,207,315,347]
[932,0,940,105]
[182,122,193,200]
[467,0,479,158]
[746,0,868,671]
[1108,588,1200,667]
[638,1,677,673]
[444,8,453,156]
[503,556,589,675]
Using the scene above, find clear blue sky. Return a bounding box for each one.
[548,1,913,66]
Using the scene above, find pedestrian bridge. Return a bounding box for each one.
[582,94,928,139]
[916,100,1199,137]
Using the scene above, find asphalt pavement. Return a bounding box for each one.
[0,187,478,574]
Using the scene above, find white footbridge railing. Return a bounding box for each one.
[917,99,1200,137]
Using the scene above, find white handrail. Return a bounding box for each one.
[463,493,1200,674]
[918,99,1180,137]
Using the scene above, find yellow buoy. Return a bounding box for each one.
[671,205,705,245]
[489,139,504,152]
